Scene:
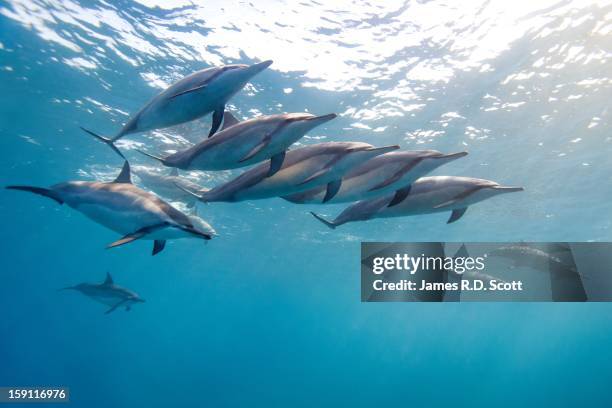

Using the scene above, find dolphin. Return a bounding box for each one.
[283,150,468,204]
[6,160,215,255]
[182,142,400,203]
[138,111,337,177]
[310,176,523,228]
[62,272,145,314]
[81,60,274,156]
[488,244,579,276]
[132,166,204,207]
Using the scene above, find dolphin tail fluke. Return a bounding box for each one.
[81,127,125,160]
[310,211,337,230]
[5,185,64,204]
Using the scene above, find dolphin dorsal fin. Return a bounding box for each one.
[104,272,114,285]
[114,161,132,184]
[221,111,240,131]
[169,167,179,177]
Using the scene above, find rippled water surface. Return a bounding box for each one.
[1,1,612,406]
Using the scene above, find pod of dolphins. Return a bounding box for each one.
[6,59,523,312]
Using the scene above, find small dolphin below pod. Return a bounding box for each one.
[310,176,524,228]
[6,160,216,255]
[283,150,468,204]
[82,60,273,156]
[61,272,145,314]
[132,166,203,207]
[488,244,579,277]
[138,111,337,177]
[180,142,400,203]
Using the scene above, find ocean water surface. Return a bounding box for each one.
[1,0,612,406]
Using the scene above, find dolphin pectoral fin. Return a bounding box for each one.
[310,212,337,229]
[5,185,64,204]
[368,159,423,192]
[153,240,166,255]
[168,84,207,100]
[221,111,240,130]
[240,138,271,163]
[81,127,125,159]
[298,168,330,186]
[126,305,131,312]
[266,151,286,177]
[323,179,342,203]
[281,195,303,204]
[368,174,403,192]
[282,186,324,204]
[434,199,460,209]
[113,161,132,184]
[105,299,129,315]
[107,232,146,248]
[387,185,412,207]
[299,153,345,186]
[209,106,224,137]
[169,167,179,177]
[107,223,169,249]
[434,186,484,209]
[447,207,468,224]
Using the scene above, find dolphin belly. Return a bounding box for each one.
[73,202,195,240]
[89,293,124,307]
[72,202,164,235]
[135,92,219,134]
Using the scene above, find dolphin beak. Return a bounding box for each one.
[492,186,524,193]
[365,145,400,154]
[58,286,76,291]
[433,151,468,161]
[248,59,273,75]
[309,113,337,123]
[301,113,337,130]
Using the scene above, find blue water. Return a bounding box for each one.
[1,1,612,406]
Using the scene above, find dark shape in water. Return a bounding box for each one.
[61,272,145,314]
